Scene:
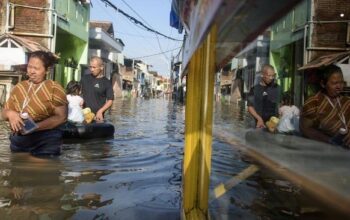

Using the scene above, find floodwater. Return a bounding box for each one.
[0,98,344,219]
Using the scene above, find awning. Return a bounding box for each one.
[0,33,50,53]
[298,51,350,70]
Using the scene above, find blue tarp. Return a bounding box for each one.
[169,0,183,34]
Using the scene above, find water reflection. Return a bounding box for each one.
[0,153,74,219]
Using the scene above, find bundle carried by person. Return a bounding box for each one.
[82,107,95,124]
[266,116,280,133]
[276,93,300,134]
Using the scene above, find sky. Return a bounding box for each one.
[90,0,184,77]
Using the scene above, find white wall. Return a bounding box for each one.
[108,52,118,63]
[117,53,124,65]
[339,64,350,86]
[0,48,26,70]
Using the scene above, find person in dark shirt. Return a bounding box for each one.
[81,56,114,121]
[247,64,280,128]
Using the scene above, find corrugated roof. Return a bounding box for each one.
[298,51,350,70]
[0,33,50,53]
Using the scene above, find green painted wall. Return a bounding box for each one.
[270,0,309,51]
[53,0,89,87]
[269,0,310,106]
[271,46,294,91]
[55,0,90,42]
[55,29,88,87]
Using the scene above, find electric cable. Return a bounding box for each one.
[119,0,169,62]
[131,47,181,59]
[99,0,182,42]
[116,31,160,38]
[94,0,162,57]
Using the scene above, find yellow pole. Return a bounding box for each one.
[182,25,217,220]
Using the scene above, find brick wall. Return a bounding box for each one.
[310,0,350,59]
[314,0,350,20]
[7,0,49,48]
[0,0,4,34]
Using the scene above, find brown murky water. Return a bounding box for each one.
[0,99,344,219]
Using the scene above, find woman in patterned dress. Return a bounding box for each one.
[1,51,68,156]
[300,64,350,148]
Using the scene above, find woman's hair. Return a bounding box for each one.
[29,50,58,70]
[66,80,81,95]
[320,64,343,84]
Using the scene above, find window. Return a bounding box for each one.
[0,40,9,48]
[0,39,20,48]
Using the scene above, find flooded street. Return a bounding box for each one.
[0,99,184,219]
[0,99,341,219]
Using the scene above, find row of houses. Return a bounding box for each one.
[170,0,350,107]
[120,58,171,99]
[0,0,170,107]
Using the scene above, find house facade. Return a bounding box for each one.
[0,0,90,88]
[225,0,350,107]
[134,61,152,98]
[270,0,350,106]
[0,34,50,104]
[0,0,90,106]
[88,21,124,78]
[170,60,185,102]
[54,0,90,86]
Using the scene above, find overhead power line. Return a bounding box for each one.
[119,0,170,62]
[116,31,160,38]
[98,0,183,42]
[131,47,181,59]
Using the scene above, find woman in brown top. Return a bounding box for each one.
[300,64,350,148]
[1,50,68,156]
